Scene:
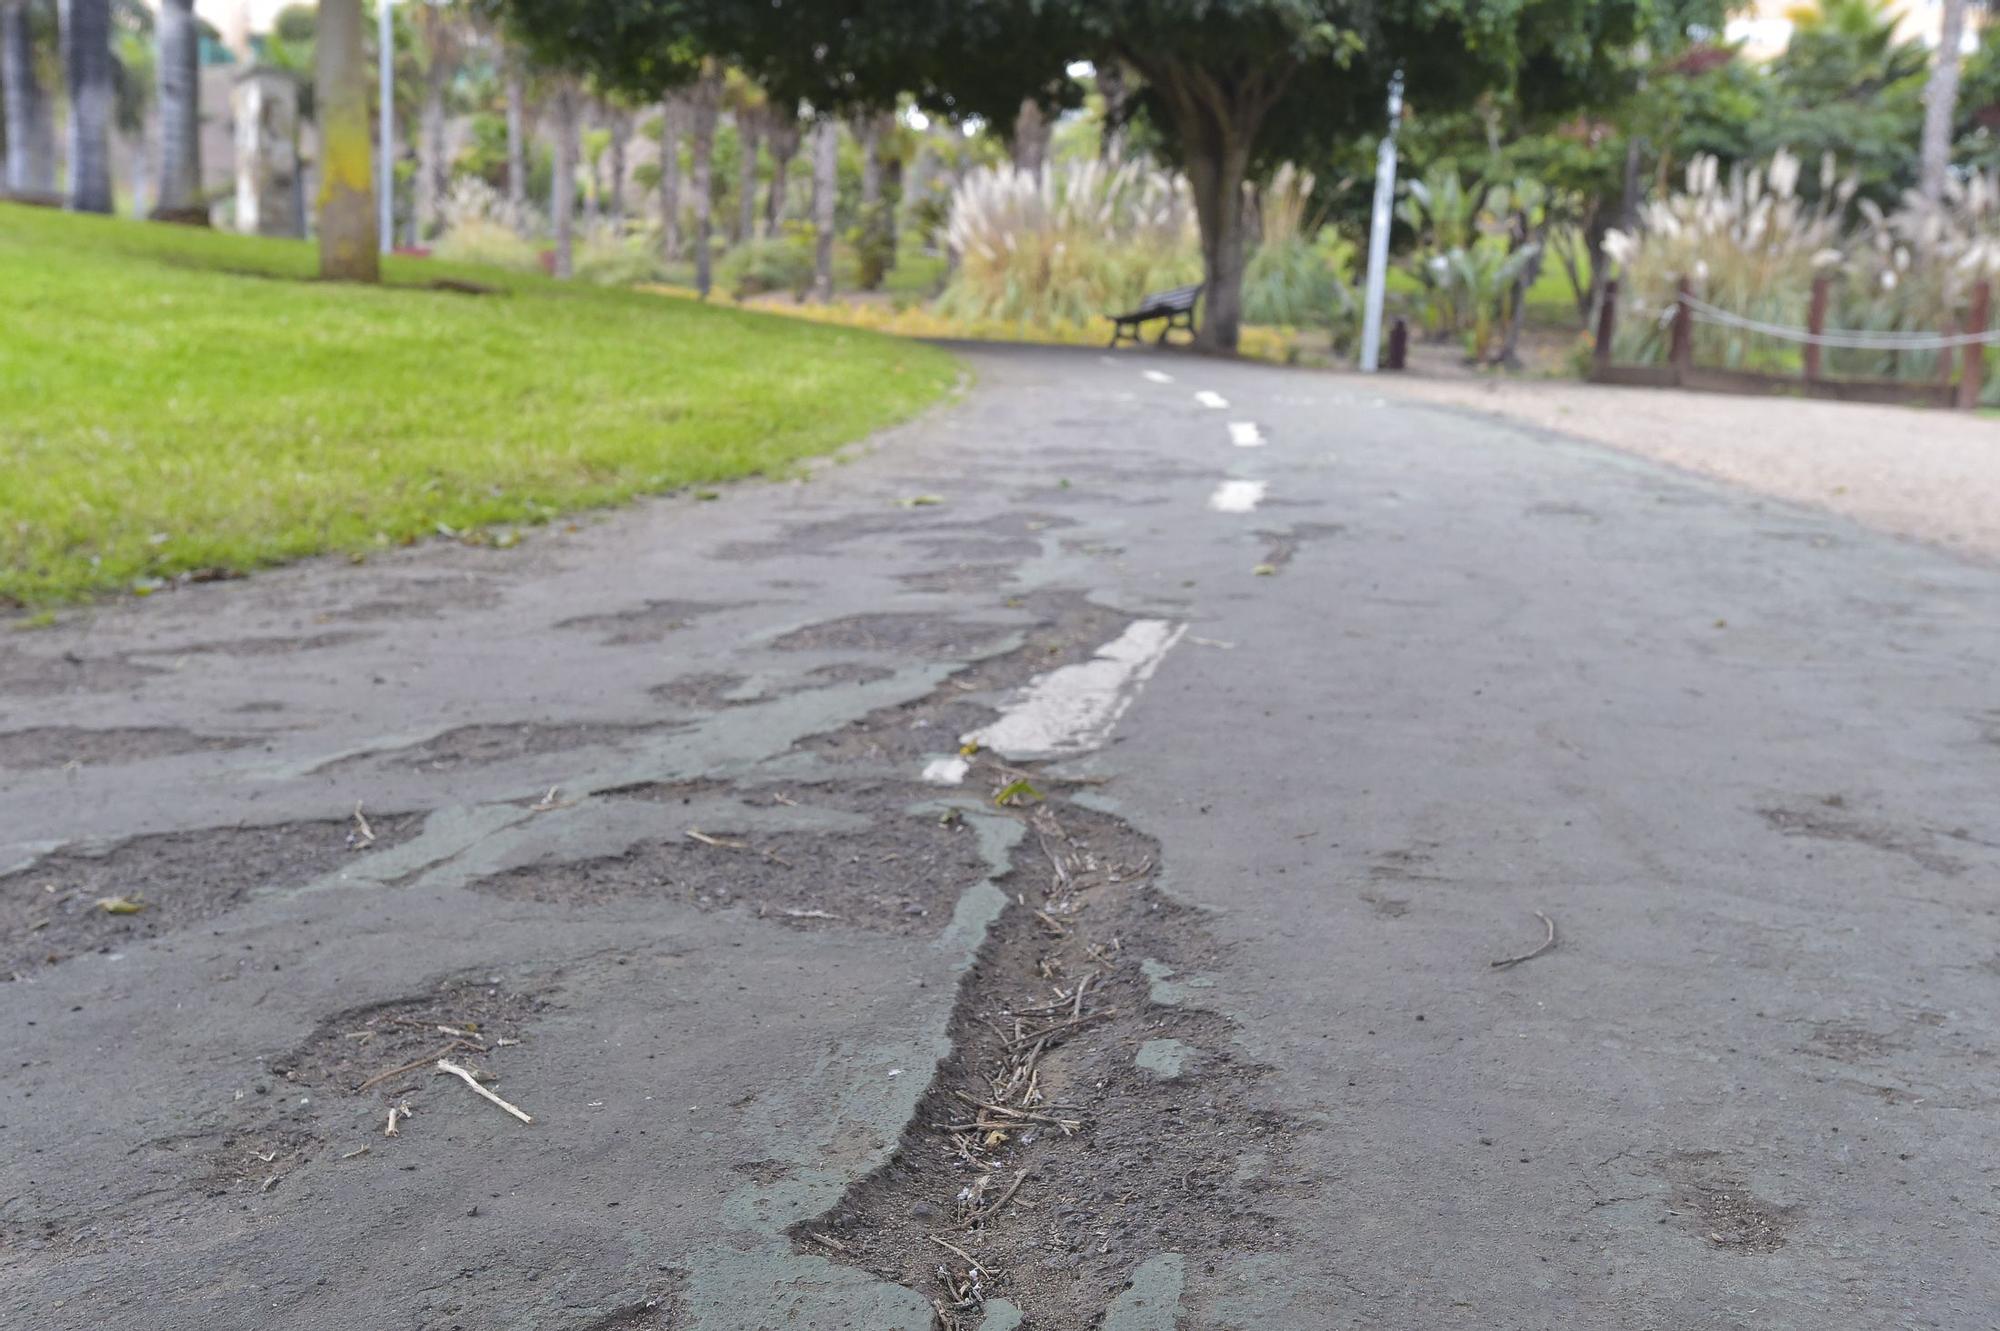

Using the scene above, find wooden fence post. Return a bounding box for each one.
[1805,274,1829,384]
[1960,281,1990,411]
[1669,276,1694,384]
[1593,279,1619,377]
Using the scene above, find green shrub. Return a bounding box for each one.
[718,225,817,300]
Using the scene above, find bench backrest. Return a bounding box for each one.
[1142,284,1203,311]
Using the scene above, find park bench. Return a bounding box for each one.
[1108,283,1202,347]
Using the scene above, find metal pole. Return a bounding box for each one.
[377,0,393,253]
[1358,71,1404,373]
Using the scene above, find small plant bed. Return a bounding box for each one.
[0,205,957,607]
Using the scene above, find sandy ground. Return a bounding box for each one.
[1374,372,2000,563]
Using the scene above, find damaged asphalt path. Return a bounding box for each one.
[4,346,1999,1329]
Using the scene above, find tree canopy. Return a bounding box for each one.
[498,0,1643,349]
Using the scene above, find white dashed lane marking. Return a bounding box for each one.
[1143,369,1175,384]
[1227,421,1265,447]
[1194,390,1229,409]
[1208,480,1267,513]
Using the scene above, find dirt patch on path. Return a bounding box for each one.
[792,798,1293,1327]
[2,813,422,976]
[0,725,251,770]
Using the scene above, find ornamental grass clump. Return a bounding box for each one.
[1603,150,1850,372]
[937,159,1200,329]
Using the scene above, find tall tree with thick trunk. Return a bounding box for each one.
[152,0,199,213]
[504,57,528,222]
[2,0,55,194]
[809,116,835,301]
[688,64,718,296]
[551,79,576,276]
[657,95,681,257]
[59,0,112,213]
[316,0,375,277]
[764,108,799,231]
[1920,0,1970,202]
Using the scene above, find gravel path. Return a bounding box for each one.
[1375,373,2000,562]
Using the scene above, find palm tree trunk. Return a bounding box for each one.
[1920,0,1970,202]
[59,0,112,213]
[418,66,447,238]
[152,0,200,213]
[2,1,55,194]
[1011,98,1049,174]
[608,105,628,225]
[736,108,759,241]
[551,81,576,278]
[765,117,797,233]
[657,96,680,259]
[315,0,376,278]
[690,72,718,297]
[504,59,527,224]
[811,118,836,301]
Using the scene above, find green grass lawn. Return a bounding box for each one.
[0,205,959,607]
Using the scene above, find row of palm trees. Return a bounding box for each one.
[0,0,201,215]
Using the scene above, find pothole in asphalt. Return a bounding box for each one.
[321,720,681,774]
[791,797,1295,1328]
[648,672,753,710]
[557,599,728,645]
[2,813,424,977]
[324,575,503,622]
[126,629,374,658]
[468,781,988,934]
[1757,801,1964,876]
[794,591,1138,770]
[273,975,547,1096]
[1255,522,1345,573]
[0,647,164,697]
[0,725,252,771]
[898,563,1020,595]
[769,612,1015,657]
[1662,1152,1801,1254]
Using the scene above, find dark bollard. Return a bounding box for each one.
[1385,318,1408,371]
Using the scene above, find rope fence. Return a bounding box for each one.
[1593,273,1993,411]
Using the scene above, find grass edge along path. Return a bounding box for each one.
[0,205,960,609]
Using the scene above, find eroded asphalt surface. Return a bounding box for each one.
[4,346,1998,1330]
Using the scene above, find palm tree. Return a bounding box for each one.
[1920,0,1971,201]
[763,105,799,232]
[810,116,835,301]
[606,99,629,224]
[2,0,56,195]
[551,77,576,277]
[723,69,763,242]
[151,0,197,214]
[656,94,681,258]
[60,0,113,212]
[315,0,376,279]
[411,0,464,240]
[688,62,719,296]
[503,51,528,225]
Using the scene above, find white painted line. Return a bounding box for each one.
[1194,390,1229,409]
[1227,421,1265,447]
[1143,369,1174,384]
[964,620,1187,760]
[921,756,969,785]
[1207,480,1267,513]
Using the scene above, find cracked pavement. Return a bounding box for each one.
[4,345,1999,1329]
